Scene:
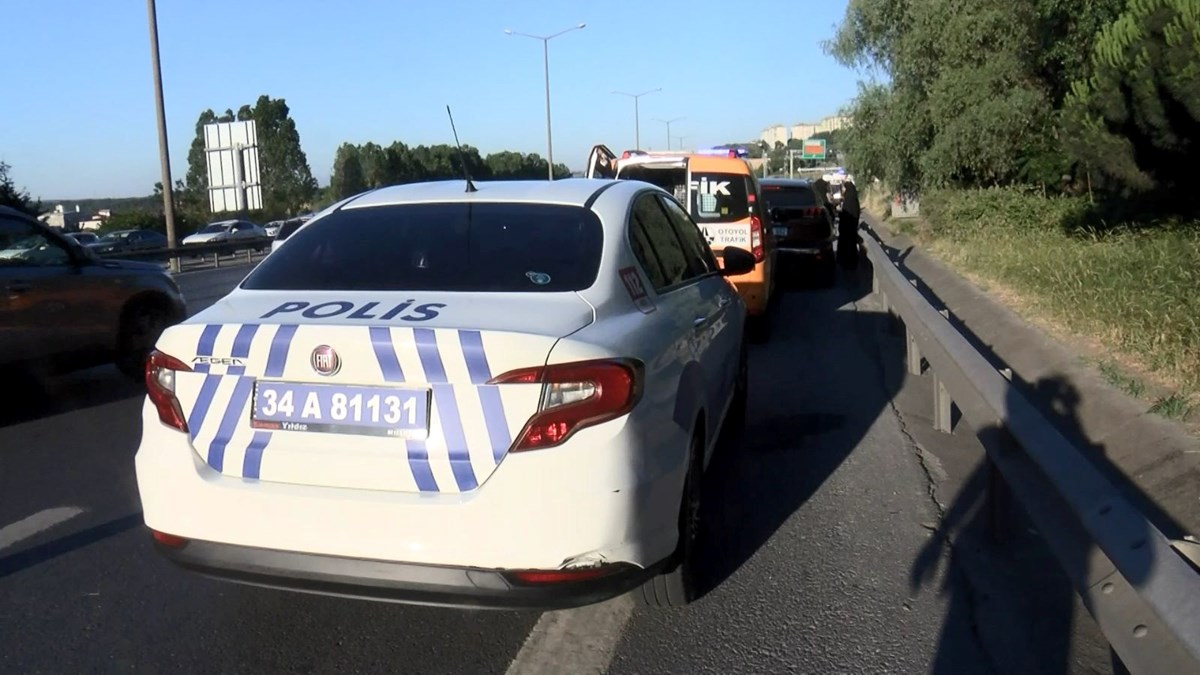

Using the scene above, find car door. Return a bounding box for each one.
[586,144,618,179]
[657,194,741,437]
[0,216,101,366]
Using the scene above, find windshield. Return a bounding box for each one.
[762,185,817,209]
[688,172,751,223]
[242,202,604,292]
[276,218,305,240]
[200,223,230,234]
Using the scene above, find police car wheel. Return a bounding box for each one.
[116,301,171,381]
[638,427,703,608]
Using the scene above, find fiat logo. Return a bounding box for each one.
[311,345,341,376]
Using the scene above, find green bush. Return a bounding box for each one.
[917,188,1200,393]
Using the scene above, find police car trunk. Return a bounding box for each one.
[146,200,605,495]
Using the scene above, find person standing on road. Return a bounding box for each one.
[838,179,861,269]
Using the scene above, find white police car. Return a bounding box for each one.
[135,178,754,609]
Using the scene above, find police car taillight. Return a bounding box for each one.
[488,359,643,451]
[145,350,191,432]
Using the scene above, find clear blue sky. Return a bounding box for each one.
[2,0,858,199]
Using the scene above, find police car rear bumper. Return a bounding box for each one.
[152,536,659,610]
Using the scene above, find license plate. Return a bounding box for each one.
[250,381,430,439]
[772,226,789,236]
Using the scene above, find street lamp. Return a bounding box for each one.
[504,23,586,180]
[673,135,688,151]
[653,117,685,151]
[146,0,179,272]
[612,88,661,150]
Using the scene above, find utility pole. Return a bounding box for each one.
[505,24,587,180]
[613,88,661,150]
[654,117,684,151]
[146,0,179,272]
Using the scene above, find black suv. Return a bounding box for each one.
[761,178,837,282]
[0,206,187,380]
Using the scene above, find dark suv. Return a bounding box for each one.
[0,206,187,380]
[761,178,837,282]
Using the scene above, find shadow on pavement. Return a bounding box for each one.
[0,512,144,580]
[693,253,902,597]
[912,374,1177,673]
[0,365,144,429]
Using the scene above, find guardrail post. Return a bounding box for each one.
[906,328,922,376]
[246,247,252,263]
[933,374,953,433]
[213,252,220,269]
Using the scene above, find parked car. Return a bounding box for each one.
[92,229,168,255]
[0,206,187,380]
[760,178,837,283]
[65,231,101,248]
[182,220,268,247]
[586,145,777,341]
[136,178,754,610]
[270,217,307,253]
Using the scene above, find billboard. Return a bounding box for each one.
[203,120,263,213]
[800,138,827,160]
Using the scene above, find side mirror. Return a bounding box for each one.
[720,246,756,277]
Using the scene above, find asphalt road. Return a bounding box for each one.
[0,261,997,674]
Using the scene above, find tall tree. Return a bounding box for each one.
[330,144,367,200]
[1063,0,1200,211]
[0,162,40,215]
[181,96,316,218]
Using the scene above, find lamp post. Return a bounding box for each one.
[673,135,688,151]
[504,23,586,180]
[612,88,661,150]
[653,117,685,151]
[146,0,179,272]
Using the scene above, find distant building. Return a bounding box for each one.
[38,204,86,231]
[79,209,112,231]
[759,115,850,147]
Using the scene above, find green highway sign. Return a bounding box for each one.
[800,138,826,160]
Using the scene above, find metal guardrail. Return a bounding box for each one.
[94,236,271,271]
[860,226,1200,674]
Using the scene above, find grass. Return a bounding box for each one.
[1098,360,1147,399]
[889,187,1200,422]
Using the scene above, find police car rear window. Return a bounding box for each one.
[689,173,750,223]
[241,203,604,292]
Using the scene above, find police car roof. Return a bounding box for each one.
[342,179,628,209]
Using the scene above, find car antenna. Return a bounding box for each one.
[446,105,477,193]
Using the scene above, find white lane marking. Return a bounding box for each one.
[506,593,634,675]
[0,506,85,551]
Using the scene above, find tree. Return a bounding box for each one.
[99,210,163,234]
[182,96,317,219]
[0,162,40,215]
[1063,0,1200,211]
[330,144,367,199]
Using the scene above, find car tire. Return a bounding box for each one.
[637,426,703,608]
[115,299,173,381]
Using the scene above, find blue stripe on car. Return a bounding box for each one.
[241,431,272,479]
[187,325,223,440]
[192,324,222,373]
[206,377,254,472]
[415,328,478,492]
[369,326,405,382]
[459,330,512,463]
[265,324,298,377]
[241,324,298,479]
[371,326,437,492]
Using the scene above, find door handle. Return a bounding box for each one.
[693,316,708,328]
